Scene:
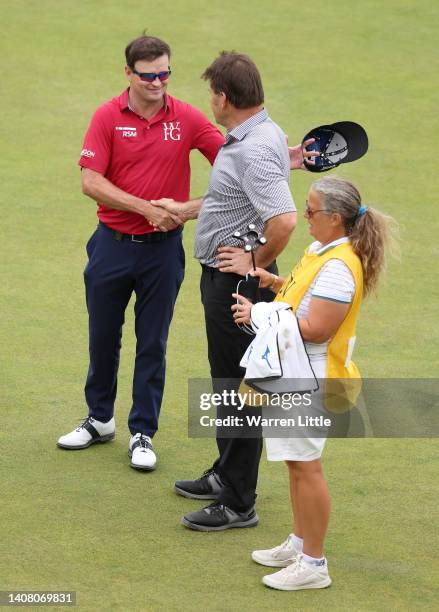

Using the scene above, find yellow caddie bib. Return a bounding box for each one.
[275,241,364,412]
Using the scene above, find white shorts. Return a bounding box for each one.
[265,357,327,462]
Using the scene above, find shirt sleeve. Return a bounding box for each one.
[312,259,356,303]
[241,145,296,222]
[78,105,112,174]
[189,106,225,165]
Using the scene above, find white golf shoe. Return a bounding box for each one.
[57,416,115,449]
[262,554,332,591]
[129,433,157,471]
[252,534,301,567]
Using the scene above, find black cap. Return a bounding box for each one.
[302,121,368,173]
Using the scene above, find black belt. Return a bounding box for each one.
[201,263,219,272]
[99,221,181,243]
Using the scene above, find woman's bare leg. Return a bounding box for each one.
[287,460,302,538]
[286,459,330,558]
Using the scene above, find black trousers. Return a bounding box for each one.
[200,264,277,512]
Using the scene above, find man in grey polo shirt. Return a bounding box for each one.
[153,51,316,531]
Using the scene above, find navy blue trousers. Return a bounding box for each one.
[83,222,185,437]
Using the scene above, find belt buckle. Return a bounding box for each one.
[131,234,145,243]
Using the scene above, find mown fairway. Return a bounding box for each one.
[1,1,438,610]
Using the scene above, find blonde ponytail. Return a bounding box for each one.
[349,207,397,296]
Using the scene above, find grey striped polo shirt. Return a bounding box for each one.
[194,108,296,266]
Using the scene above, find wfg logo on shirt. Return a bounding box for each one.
[163,122,181,141]
[115,126,137,138]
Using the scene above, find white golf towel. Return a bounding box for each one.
[240,301,318,394]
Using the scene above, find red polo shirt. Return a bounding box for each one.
[79,89,225,234]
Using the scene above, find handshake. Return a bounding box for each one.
[144,140,321,232]
[147,198,186,232]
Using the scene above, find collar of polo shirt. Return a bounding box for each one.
[225,108,268,143]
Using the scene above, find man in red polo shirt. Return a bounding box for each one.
[57,35,224,470]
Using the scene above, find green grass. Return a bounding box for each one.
[1,1,438,610]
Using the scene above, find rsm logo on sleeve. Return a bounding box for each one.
[162,122,181,141]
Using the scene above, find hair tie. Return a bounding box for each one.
[358,205,368,217]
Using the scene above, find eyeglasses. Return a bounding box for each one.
[132,68,172,82]
[304,206,328,218]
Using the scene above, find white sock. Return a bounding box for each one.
[291,534,303,551]
[302,552,326,567]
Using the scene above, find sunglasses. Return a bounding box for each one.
[132,68,171,82]
[304,205,329,218]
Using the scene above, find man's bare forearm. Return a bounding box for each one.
[82,168,152,217]
[255,212,297,268]
[180,197,203,221]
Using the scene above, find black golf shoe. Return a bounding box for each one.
[182,502,259,531]
[174,468,224,500]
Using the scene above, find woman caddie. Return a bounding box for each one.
[232,175,396,591]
